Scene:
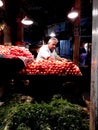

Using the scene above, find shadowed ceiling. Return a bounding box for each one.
[0,0,92,43]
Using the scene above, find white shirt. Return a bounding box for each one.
[36,45,58,61]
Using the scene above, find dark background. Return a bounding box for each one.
[0,0,92,43]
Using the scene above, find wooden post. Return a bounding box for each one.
[3,23,12,45]
[16,18,24,42]
[73,0,81,66]
[90,0,98,129]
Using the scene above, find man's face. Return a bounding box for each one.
[48,40,57,52]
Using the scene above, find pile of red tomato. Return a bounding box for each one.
[0,45,33,59]
[0,45,82,76]
[25,59,82,76]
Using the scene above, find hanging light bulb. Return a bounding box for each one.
[67,8,79,19]
[0,0,3,7]
[21,16,33,25]
[49,32,56,37]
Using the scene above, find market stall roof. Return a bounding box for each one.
[4,0,74,25]
[0,0,92,42]
[3,0,92,25]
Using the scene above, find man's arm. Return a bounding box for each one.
[56,55,66,61]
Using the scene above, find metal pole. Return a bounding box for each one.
[90,0,98,129]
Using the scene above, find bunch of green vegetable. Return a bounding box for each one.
[0,94,89,130]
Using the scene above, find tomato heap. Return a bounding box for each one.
[0,45,33,59]
[0,45,82,76]
[25,59,82,76]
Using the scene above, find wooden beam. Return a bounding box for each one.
[73,0,81,66]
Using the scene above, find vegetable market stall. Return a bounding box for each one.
[0,45,88,104]
[14,59,85,103]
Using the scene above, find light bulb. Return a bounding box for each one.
[68,11,78,19]
[67,8,79,19]
[49,32,56,37]
[0,0,3,7]
[21,16,33,25]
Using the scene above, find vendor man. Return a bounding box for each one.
[36,37,65,61]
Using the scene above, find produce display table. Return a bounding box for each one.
[15,73,83,84]
[0,45,90,103]
[13,74,87,102]
[0,59,88,103]
[0,58,83,98]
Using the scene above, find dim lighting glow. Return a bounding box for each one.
[67,11,78,19]
[21,16,33,25]
[0,0,3,7]
[49,32,56,37]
